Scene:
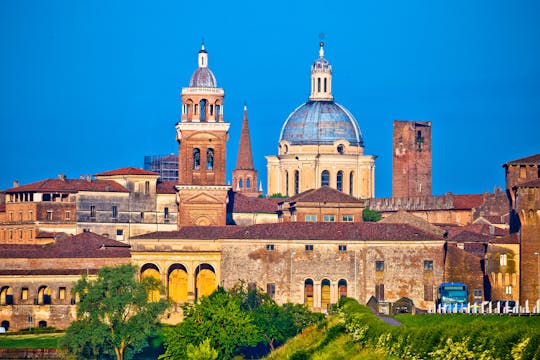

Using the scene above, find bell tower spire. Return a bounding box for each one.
[232,104,261,197]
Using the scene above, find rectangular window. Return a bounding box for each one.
[266,244,275,251]
[117,229,124,236]
[19,229,23,239]
[59,287,66,300]
[29,211,33,221]
[376,260,385,272]
[338,244,347,252]
[9,212,13,221]
[519,165,526,179]
[46,210,53,221]
[323,215,335,222]
[424,284,433,301]
[305,244,313,251]
[305,214,316,222]
[473,289,483,302]
[375,284,384,301]
[90,206,96,218]
[19,211,23,221]
[424,260,433,271]
[342,215,354,222]
[65,211,71,220]
[145,181,150,195]
[164,207,169,220]
[112,205,118,219]
[140,212,144,221]
[267,283,276,299]
[505,285,512,295]
[500,254,507,266]
[21,288,28,300]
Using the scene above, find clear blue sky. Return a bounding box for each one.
[1,0,539,197]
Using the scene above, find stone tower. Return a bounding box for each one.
[392,121,432,198]
[232,105,261,197]
[176,44,230,226]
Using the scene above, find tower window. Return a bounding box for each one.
[376,260,385,272]
[239,179,243,189]
[349,172,354,196]
[193,148,201,170]
[194,104,198,115]
[112,206,118,219]
[285,171,289,196]
[337,144,344,154]
[321,170,330,187]
[206,148,214,170]
[317,77,321,92]
[200,99,207,121]
[246,178,251,188]
[324,78,327,92]
[415,130,424,151]
[294,170,299,195]
[337,171,343,191]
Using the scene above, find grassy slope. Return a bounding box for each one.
[0,333,63,349]
[265,302,540,360]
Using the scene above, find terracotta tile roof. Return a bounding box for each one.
[287,186,363,204]
[459,223,507,237]
[0,269,100,276]
[449,230,494,243]
[491,233,519,244]
[452,194,484,209]
[1,178,128,193]
[515,179,540,188]
[157,181,177,194]
[504,153,540,166]
[228,192,279,213]
[132,226,240,240]
[94,167,159,176]
[474,215,509,226]
[0,232,131,258]
[134,222,444,241]
[380,210,447,237]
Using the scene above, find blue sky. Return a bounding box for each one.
[1,0,539,197]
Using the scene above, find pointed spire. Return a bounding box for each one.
[198,41,208,68]
[235,104,255,170]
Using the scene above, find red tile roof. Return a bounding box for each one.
[452,194,484,209]
[94,167,159,176]
[229,192,279,213]
[491,233,519,244]
[449,230,494,243]
[157,181,177,194]
[1,179,128,193]
[132,222,444,241]
[504,153,540,166]
[0,232,131,258]
[0,269,101,276]
[287,186,363,204]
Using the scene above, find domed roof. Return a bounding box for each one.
[279,101,363,146]
[189,67,217,88]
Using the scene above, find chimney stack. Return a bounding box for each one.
[13,180,19,188]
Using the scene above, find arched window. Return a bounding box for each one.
[200,99,207,121]
[193,148,201,170]
[337,171,343,191]
[304,279,314,307]
[324,78,327,92]
[37,286,51,305]
[321,170,330,187]
[337,144,344,154]
[294,170,299,195]
[141,264,161,302]
[206,148,214,170]
[1,320,9,331]
[215,105,221,121]
[246,178,251,188]
[0,286,13,305]
[317,78,321,92]
[321,279,331,310]
[195,264,216,301]
[338,279,347,298]
[285,171,289,196]
[168,264,188,303]
[38,320,47,328]
[349,172,354,196]
[239,179,243,189]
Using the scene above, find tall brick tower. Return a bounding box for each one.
[176,44,230,226]
[392,121,432,198]
[232,105,261,197]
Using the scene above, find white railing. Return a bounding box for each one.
[428,299,540,315]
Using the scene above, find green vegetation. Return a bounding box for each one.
[161,282,323,360]
[269,193,288,198]
[0,333,63,349]
[266,298,540,359]
[362,207,382,222]
[61,264,169,360]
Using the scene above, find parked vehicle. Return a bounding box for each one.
[437,282,468,312]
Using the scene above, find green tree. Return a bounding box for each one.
[62,264,169,360]
[161,287,260,360]
[186,338,218,360]
[362,207,382,222]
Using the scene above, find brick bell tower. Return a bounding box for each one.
[392,120,432,198]
[176,43,230,226]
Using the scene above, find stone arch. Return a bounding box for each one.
[38,320,47,328]
[338,279,347,299]
[304,279,314,307]
[195,263,216,301]
[168,264,188,303]
[195,215,213,226]
[1,320,9,331]
[0,286,13,305]
[37,286,51,305]
[321,279,331,309]
[141,263,161,302]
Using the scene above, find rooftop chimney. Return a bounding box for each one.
[13,180,19,188]
[58,174,66,181]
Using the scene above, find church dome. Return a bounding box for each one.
[189,67,217,88]
[279,100,363,146]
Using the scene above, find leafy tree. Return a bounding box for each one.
[269,193,288,198]
[186,338,218,360]
[362,207,382,222]
[62,264,169,360]
[160,287,260,360]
